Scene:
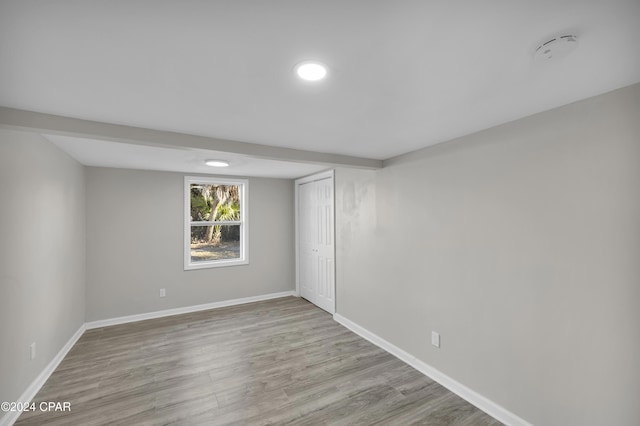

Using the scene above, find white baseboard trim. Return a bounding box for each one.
[333,313,533,426]
[85,291,296,329]
[0,323,86,426]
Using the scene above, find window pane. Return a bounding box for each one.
[189,184,241,222]
[190,225,241,262]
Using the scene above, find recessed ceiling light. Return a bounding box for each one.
[205,159,229,167]
[295,61,328,81]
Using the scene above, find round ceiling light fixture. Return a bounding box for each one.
[534,35,578,61]
[204,159,229,167]
[295,61,328,81]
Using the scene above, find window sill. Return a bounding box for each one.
[184,259,249,271]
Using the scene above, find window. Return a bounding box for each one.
[184,176,248,270]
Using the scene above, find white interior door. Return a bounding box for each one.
[299,181,316,303]
[296,172,335,314]
[313,177,335,312]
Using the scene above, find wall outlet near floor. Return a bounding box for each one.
[30,342,36,360]
[431,331,440,348]
[159,288,166,297]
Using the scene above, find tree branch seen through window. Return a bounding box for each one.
[185,177,248,269]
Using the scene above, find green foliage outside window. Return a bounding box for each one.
[190,184,241,245]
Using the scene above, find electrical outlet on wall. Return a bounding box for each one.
[30,342,36,360]
[431,331,440,348]
[159,288,166,297]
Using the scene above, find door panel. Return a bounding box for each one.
[298,181,316,301]
[314,178,334,312]
[297,175,335,313]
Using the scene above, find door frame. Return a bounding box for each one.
[294,169,336,314]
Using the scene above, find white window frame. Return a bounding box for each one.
[184,176,249,270]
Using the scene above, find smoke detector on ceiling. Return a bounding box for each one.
[534,35,578,61]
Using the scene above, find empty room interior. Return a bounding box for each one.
[1,1,639,425]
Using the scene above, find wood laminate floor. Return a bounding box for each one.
[15,297,502,425]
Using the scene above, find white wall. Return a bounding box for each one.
[85,167,295,321]
[335,83,640,426]
[0,130,86,409]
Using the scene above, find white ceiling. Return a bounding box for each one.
[1,1,639,175]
